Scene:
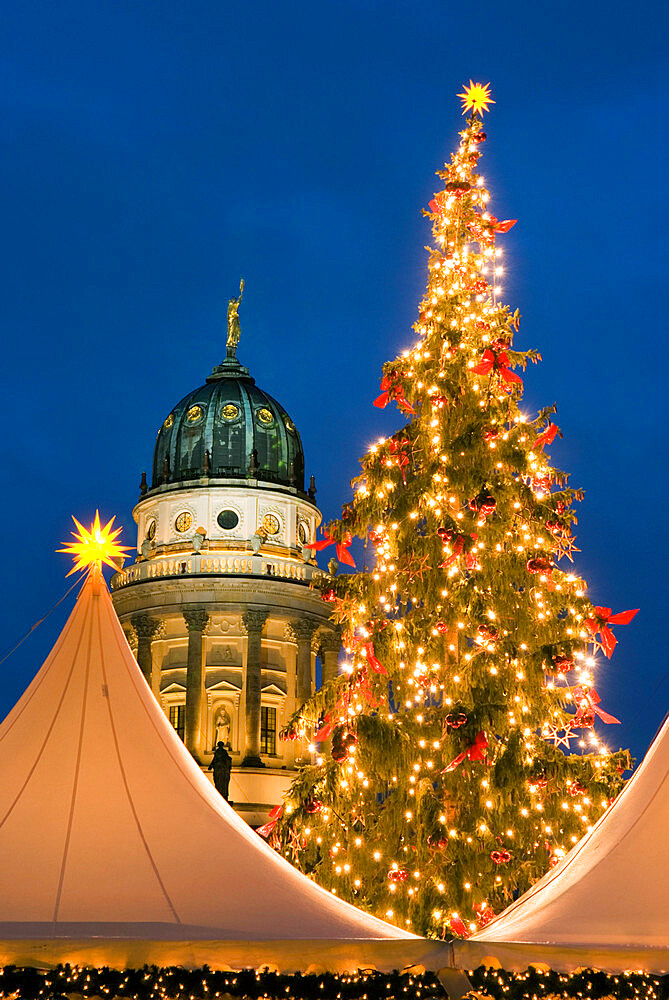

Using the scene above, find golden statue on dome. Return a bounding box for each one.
[226,278,244,358]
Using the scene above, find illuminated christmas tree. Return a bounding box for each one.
[269,84,636,939]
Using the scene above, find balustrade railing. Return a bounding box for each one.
[111,552,323,590]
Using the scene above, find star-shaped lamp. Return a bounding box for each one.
[58,511,131,576]
[458,81,495,116]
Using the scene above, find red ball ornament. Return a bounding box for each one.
[477,622,498,642]
[304,799,323,814]
[472,132,487,144]
[469,488,497,517]
[553,655,574,674]
[437,526,454,541]
[444,180,471,194]
[576,709,596,728]
[567,781,586,797]
[388,868,408,882]
[435,621,449,634]
[445,712,468,730]
[490,849,511,864]
[549,855,560,868]
[526,556,554,575]
[321,589,336,603]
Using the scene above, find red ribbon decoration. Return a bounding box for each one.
[362,641,388,676]
[572,685,621,725]
[373,374,415,415]
[468,214,517,246]
[257,803,283,839]
[443,731,488,772]
[314,713,335,742]
[388,438,410,483]
[448,915,470,938]
[533,422,560,451]
[471,348,523,386]
[584,606,639,659]
[305,531,356,568]
[439,532,479,571]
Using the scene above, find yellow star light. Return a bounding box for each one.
[458,81,495,116]
[58,511,131,576]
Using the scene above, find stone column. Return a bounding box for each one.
[319,628,342,687]
[183,608,210,763]
[241,610,268,767]
[287,619,319,706]
[131,614,161,687]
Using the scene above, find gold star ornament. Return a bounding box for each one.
[58,511,131,576]
[458,81,495,116]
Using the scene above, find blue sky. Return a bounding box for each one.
[1,0,667,761]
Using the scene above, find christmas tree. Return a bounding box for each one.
[269,83,636,940]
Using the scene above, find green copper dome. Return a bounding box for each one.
[151,357,305,492]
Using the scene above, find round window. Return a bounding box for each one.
[257,407,274,426]
[262,513,281,535]
[175,511,193,533]
[145,518,157,541]
[297,521,309,545]
[221,403,240,421]
[186,404,204,424]
[163,413,174,429]
[217,509,239,530]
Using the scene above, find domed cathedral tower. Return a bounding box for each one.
[110,281,341,826]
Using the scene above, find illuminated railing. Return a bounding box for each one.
[110,553,324,590]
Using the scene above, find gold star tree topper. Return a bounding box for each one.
[58,511,131,576]
[458,80,495,116]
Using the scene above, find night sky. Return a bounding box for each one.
[1,0,667,763]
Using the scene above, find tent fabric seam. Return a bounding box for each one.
[53,604,94,924]
[99,593,182,925]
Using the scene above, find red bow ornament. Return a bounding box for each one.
[439,532,480,571]
[362,641,388,676]
[533,422,560,451]
[448,914,470,938]
[257,803,283,839]
[471,348,523,387]
[443,731,488,772]
[572,685,621,726]
[373,373,415,415]
[305,530,356,568]
[584,606,639,659]
[387,438,410,483]
[314,713,335,742]
[468,214,517,246]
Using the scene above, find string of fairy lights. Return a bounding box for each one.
[0,964,664,1000]
[273,83,635,939]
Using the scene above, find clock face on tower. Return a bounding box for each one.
[175,511,193,533]
[262,513,280,536]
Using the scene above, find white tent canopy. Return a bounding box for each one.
[0,567,451,974]
[453,713,669,975]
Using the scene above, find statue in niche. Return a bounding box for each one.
[209,742,232,801]
[226,278,244,359]
[214,704,232,748]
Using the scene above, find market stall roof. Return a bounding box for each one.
[453,712,669,975]
[0,566,450,975]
